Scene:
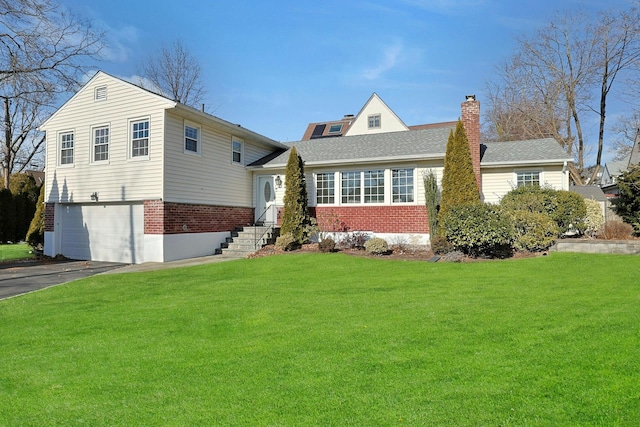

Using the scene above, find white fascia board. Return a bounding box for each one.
[247,153,445,170]
[481,158,573,168]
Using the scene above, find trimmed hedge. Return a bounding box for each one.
[442,203,514,258]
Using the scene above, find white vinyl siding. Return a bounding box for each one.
[43,72,170,203]
[164,112,274,206]
[481,166,567,204]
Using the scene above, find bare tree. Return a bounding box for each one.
[610,112,640,161]
[0,0,103,188]
[139,40,206,107]
[484,6,640,184]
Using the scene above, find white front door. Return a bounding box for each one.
[256,176,276,224]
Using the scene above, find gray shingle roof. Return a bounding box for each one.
[248,128,572,169]
[481,138,572,165]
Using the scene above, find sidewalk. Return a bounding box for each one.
[103,254,245,274]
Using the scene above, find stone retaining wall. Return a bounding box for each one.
[552,239,640,255]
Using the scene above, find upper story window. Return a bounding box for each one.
[232,138,243,164]
[93,126,109,162]
[184,124,200,153]
[328,124,343,134]
[392,168,414,203]
[341,171,361,204]
[364,170,385,203]
[60,131,74,165]
[368,114,381,129]
[131,119,149,158]
[517,171,540,187]
[316,173,335,204]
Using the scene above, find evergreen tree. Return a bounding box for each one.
[0,188,16,243]
[26,185,46,249]
[280,147,310,243]
[611,166,640,235]
[423,170,440,241]
[438,120,480,225]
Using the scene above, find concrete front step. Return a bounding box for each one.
[217,225,280,257]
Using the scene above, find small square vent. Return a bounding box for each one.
[95,86,107,101]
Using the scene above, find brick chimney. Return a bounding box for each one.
[461,95,481,190]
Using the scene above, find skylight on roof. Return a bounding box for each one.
[328,124,343,134]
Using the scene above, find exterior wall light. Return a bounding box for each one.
[90,192,98,202]
[275,175,282,188]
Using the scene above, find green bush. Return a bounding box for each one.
[430,234,452,255]
[26,186,46,249]
[583,199,605,237]
[0,188,16,243]
[500,186,587,235]
[509,210,559,252]
[364,237,389,255]
[442,203,515,258]
[280,147,311,244]
[610,167,640,235]
[275,233,299,251]
[318,238,336,253]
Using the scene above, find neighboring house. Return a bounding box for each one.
[249,94,572,246]
[570,185,608,220]
[41,71,287,264]
[601,129,640,196]
[43,73,571,263]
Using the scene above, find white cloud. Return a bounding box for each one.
[362,43,404,80]
[101,24,140,63]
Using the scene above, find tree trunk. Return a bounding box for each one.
[3,97,11,189]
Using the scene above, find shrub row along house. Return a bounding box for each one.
[41,72,572,263]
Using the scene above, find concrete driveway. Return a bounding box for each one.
[0,260,125,300]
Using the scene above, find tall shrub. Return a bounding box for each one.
[438,120,480,224]
[26,185,46,249]
[610,167,640,235]
[0,188,15,243]
[9,174,39,242]
[441,203,515,258]
[280,146,311,244]
[422,170,440,242]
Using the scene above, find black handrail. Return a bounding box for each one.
[253,204,280,251]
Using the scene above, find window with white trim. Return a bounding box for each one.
[131,119,149,158]
[316,173,335,204]
[184,124,199,153]
[516,171,540,187]
[232,138,243,164]
[392,168,414,203]
[328,124,343,134]
[368,114,381,129]
[364,170,385,203]
[93,126,109,162]
[341,171,361,203]
[60,131,74,165]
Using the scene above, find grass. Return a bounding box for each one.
[0,242,34,262]
[0,252,639,425]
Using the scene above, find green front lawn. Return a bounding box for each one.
[1,252,639,425]
[0,243,34,262]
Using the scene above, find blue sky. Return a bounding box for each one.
[62,0,632,157]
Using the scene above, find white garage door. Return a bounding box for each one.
[61,203,144,264]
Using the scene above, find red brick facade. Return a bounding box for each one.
[44,203,55,232]
[461,96,482,190]
[311,205,429,234]
[144,200,254,235]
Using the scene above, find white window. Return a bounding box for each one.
[368,114,381,129]
[328,124,343,134]
[341,171,361,204]
[316,173,335,204]
[60,131,74,165]
[184,123,200,153]
[364,170,385,203]
[232,138,243,164]
[517,171,540,187]
[93,126,109,162]
[392,168,414,203]
[131,119,149,158]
